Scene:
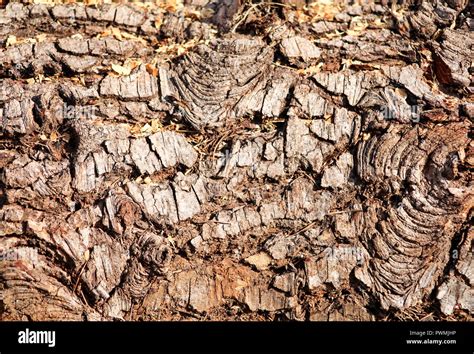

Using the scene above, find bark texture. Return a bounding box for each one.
[0,0,473,321]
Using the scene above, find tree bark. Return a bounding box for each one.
[0,0,472,321]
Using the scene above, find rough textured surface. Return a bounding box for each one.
[0,0,472,322]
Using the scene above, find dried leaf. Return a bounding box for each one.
[111,63,131,76]
[177,46,186,56]
[146,63,159,77]
[71,33,83,40]
[50,131,58,142]
[184,9,202,20]
[125,59,142,71]
[6,35,17,47]
[120,31,136,40]
[245,252,272,271]
[111,27,123,41]
[98,29,112,39]
[346,29,363,37]
[140,123,152,133]
[154,18,163,30]
[36,33,48,42]
[150,119,162,132]
[298,62,323,75]
[163,0,183,12]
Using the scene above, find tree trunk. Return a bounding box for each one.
[0,0,472,321]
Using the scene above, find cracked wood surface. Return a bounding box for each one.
[0,0,473,321]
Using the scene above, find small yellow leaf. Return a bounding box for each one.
[154,18,163,30]
[298,62,323,75]
[140,123,152,133]
[125,59,141,71]
[346,29,363,37]
[50,131,58,142]
[150,119,162,132]
[71,33,83,40]
[245,252,272,271]
[6,35,17,47]
[120,31,137,40]
[111,27,123,41]
[164,0,183,12]
[177,46,186,56]
[98,29,112,39]
[36,33,48,42]
[111,63,131,76]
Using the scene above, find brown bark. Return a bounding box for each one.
[0,0,472,321]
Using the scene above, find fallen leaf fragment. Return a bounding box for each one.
[146,63,159,77]
[245,252,272,271]
[111,27,123,41]
[6,35,17,47]
[111,63,131,76]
